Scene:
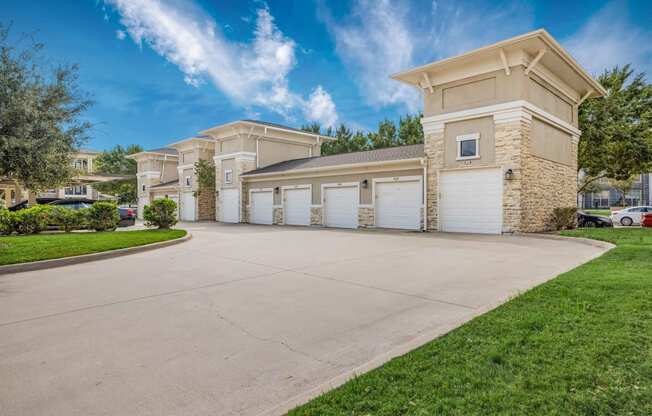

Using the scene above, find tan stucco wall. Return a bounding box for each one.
[243,168,422,207]
[424,68,525,117]
[424,66,577,126]
[258,139,313,168]
[530,118,573,166]
[444,116,495,168]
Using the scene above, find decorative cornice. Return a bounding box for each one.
[213,152,257,162]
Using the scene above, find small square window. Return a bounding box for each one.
[224,169,233,184]
[456,133,480,160]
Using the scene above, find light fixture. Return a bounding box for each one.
[505,168,514,180]
[361,179,369,189]
[274,186,280,194]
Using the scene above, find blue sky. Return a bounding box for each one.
[2,0,652,151]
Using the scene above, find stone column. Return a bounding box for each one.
[493,109,531,233]
[421,121,444,231]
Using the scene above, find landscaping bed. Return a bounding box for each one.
[288,228,652,415]
[0,229,186,265]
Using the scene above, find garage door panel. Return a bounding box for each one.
[250,191,273,225]
[284,188,311,226]
[221,189,239,223]
[440,169,502,234]
[180,192,196,222]
[324,186,358,229]
[375,180,421,230]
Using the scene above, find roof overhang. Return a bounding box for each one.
[127,151,179,161]
[72,174,133,184]
[200,120,336,142]
[167,136,216,150]
[242,157,424,180]
[391,29,606,103]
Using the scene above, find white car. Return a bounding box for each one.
[610,206,652,226]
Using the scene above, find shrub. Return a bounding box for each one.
[14,205,52,234]
[87,202,119,231]
[50,206,87,233]
[0,208,17,235]
[550,207,577,230]
[144,198,178,229]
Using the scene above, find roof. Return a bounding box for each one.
[77,148,100,154]
[150,179,179,189]
[200,119,335,141]
[242,144,424,176]
[146,147,178,155]
[392,29,606,99]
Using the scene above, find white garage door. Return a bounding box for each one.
[221,188,240,223]
[440,168,502,234]
[323,184,358,229]
[180,192,196,222]
[250,190,273,225]
[284,187,311,226]
[375,178,422,230]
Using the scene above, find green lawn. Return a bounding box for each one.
[0,229,186,265]
[288,228,652,416]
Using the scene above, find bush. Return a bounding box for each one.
[144,198,178,229]
[550,207,577,230]
[87,202,119,231]
[0,208,17,235]
[50,206,88,233]
[13,205,53,234]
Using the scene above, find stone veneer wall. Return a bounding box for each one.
[358,207,374,228]
[310,207,322,226]
[236,159,256,222]
[493,113,528,233]
[423,127,445,231]
[520,135,578,232]
[197,189,215,221]
[273,207,283,225]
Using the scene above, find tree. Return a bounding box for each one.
[92,144,143,204]
[0,25,92,191]
[194,158,215,196]
[608,175,639,206]
[398,113,424,145]
[578,65,652,193]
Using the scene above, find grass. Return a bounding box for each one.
[0,229,186,265]
[584,209,612,217]
[288,228,652,416]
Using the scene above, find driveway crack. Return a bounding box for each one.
[197,290,340,369]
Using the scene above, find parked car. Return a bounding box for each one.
[642,213,652,228]
[610,206,652,226]
[577,211,613,228]
[48,198,95,210]
[119,207,136,227]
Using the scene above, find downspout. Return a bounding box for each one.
[422,158,427,232]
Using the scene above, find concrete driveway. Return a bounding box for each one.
[0,224,607,416]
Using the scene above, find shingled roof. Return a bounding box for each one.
[242,144,424,176]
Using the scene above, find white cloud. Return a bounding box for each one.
[104,0,338,126]
[304,86,338,127]
[564,1,652,76]
[115,29,126,40]
[322,0,419,111]
[320,0,534,112]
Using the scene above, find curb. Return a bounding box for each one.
[519,232,616,250]
[0,232,191,276]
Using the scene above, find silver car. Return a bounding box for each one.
[610,206,652,226]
